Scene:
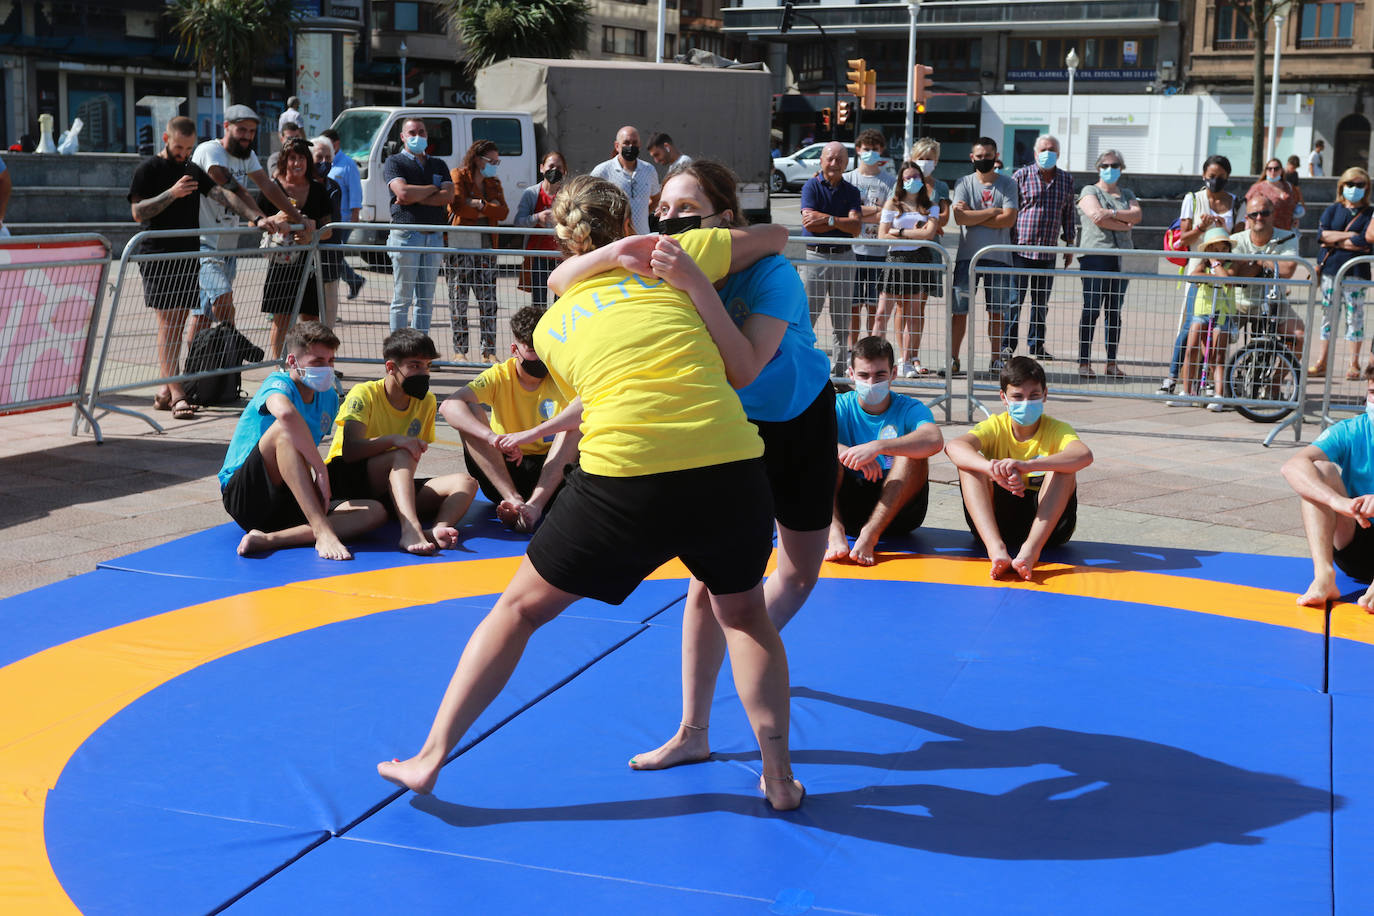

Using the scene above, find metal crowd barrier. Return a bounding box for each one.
[83,226,316,438]
[785,235,955,421]
[1319,254,1374,428]
[967,244,1318,446]
[0,233,112,436]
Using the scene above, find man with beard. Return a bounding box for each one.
[191,104,299,331]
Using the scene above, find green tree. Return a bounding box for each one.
[167,0,302,109]
[440,0,591,75]
[1216,0,1309,174]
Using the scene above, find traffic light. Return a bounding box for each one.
[837,100,851,126]
[821,107,832,130]
[846,58,868,98]
[914,64,934,107]
[779,1,796,34]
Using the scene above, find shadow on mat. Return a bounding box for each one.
[411,686,1335,861]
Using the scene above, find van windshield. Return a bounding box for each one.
[332,110,387,163]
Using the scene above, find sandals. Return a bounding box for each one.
[171,398,197,420]
[153,391,172,411]
[1347,366,1364,381]
[1309,363,1327,376]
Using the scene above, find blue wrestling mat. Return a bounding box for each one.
[1,511,1366,914]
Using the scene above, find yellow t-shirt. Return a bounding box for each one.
[968,411,1079,491]
[324,377,436,464]
[467,357,568,456]
[534,227,763,477]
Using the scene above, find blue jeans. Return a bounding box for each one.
[1168,283,1200,378]
[1006,253,1057,353]
[388,228,444,333]
[333,226,364,288]
[1078,254,1127,363]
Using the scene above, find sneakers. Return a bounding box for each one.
[1157,377,1177,395]
[345,273,365,300]
[902,360,926,378]
[1205,401,1225,412]
[1000,346,1014,364]
[1031,348,1055,361]
[939,358,963,378]
[1201,383,1216,398]
[1165,399,1190,407]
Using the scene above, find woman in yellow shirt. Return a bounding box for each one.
[379,176,805,811]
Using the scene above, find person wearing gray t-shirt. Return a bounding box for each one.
[950,137,1019,375]
[844,129,897,357]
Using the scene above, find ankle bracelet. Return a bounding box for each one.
[680,722,706,731]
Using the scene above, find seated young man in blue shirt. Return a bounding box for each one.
[826,336,945,566]
[219,321,386,559]
[1283,367,1374,609]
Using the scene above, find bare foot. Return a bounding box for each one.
[628,725,711,771]
[1297,577,1340,608]
[496,499,525,532]
[850,530,878,567]
[400,521,438,556]
[517,502,542,532]
[377,755,440,795]
[1010,555,1035,582]
[238,529,271,556]
[315,530,354,561]
[429,525,460,550]
[825,528,851,563]
[989,550,1014,580]
[758,774,806,811]
[1358,583,1374,611]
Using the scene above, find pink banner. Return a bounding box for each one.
[0,238,108,410]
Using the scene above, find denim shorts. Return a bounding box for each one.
[952,259,1012,316]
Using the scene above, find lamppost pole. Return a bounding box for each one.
[400,40,408,106]
[1266,12,1285,160]
[1065,47,1079,170]
[903,0,922,158]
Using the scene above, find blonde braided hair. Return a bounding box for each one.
[552,175,630,256]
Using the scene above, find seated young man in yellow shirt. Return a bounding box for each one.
[440,306,579,533]
[945,356,1094,581]
[324,329,478,555]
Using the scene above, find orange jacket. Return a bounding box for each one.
[449,165,509,248]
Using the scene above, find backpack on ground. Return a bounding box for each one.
[182,322,265,406]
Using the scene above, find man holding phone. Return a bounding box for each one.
[385,117,454,333]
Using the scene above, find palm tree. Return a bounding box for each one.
[439,0,591,75]
[167,0,302,108]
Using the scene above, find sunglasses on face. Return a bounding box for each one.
[1265,165,1282,172]
[1246,210,1274,219]
[1349,182,1369,189]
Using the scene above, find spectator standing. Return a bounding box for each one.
[1285,155,1303,187]
[1076,150,1141,379]
[265,120,305,177]
[1309,167,1373,378]
[590,126,659,235]
[647,132,691,173]
[127,116,216,420]
[320,128,366,299]
[514,150,567,309]
[800,141,862,374]
[1246,157,1302,231]
[950,136,1019,374]
[844,129,897,359]
[1309,140,1326,177]
[259,138,331,358]
[191,104,300,333]
[892,138,952,377]
[278,96,303,133]
[874,161,941,376]
[447,139,509,362]
[1008,134,1076,360]
[311,138,345,327]
[384,116,453,333]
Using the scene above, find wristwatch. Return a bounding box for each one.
[827,215,835,227]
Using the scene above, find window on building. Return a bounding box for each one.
[373,1,439,32]
[67,74,127,153]
[1214,4,1253,48]
[603,26,647,57]
[1299,0,1354,47]
[1008,37,1154,70]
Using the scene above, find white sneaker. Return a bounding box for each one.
[1206,401,1225,412]
[1165,399,1190,407]
[899,360,914,378]
[1202,383,1216,398]
[1157,377,1177,395]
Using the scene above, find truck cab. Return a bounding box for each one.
[331,107,537,226]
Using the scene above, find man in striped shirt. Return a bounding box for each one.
[1005,135,1076,360]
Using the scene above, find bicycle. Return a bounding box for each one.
[1224,277,1302,423]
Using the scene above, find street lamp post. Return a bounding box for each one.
[903,0,922,159]
[1065,47,1079,170]
[1266,12,1285,160]
[400,40,408,106]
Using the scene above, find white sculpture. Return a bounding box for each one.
[35,113,56,153]
[57,117,83,155]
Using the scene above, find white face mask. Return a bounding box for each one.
[297,365,335,392]
[853,379,890,406]
[915,159,936,177]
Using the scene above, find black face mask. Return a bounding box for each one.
[401,373,431,400]
[543,167,563,184]
[520,357,548,379]
[658,214,702,235]
[1205,175,1229,193]
[620,144,640,162]
[973,158,997,174]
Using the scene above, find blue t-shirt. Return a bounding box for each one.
[834,389,934,477]
[1318,202,1373,279]
[383,150,450,226]
[218,371,339,489]
[719,254,832,422]
[800,173,862,239]
[1314,412,1374,498]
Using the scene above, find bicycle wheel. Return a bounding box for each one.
[1226,344,1299,423]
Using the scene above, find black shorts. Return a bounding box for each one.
[527,458,774,605]
[222,444,308,533]
[326,457,430,504]
[1335,521,1374,582]
[881,247,944,298]
[961,482,1078,552]
[836,473,929,537]
[262,260,318,316]
[138,256,199,312]
[753,381,837,532]
[852,254,886,305]
[464,449,550,505]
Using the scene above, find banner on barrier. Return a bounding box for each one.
[0,237,110,412]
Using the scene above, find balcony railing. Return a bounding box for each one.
[724,0,1178,32]
[1296,36,1354,49]
[1212,38,1254,51]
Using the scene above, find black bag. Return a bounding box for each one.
[182,321,265,406]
